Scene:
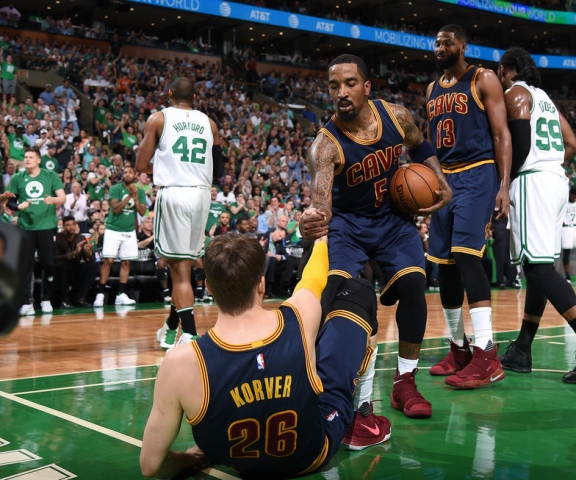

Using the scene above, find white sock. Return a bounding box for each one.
[398,356,418,375]
[470,306,492,350]
[354,347,377,410]
[443,307,465,346]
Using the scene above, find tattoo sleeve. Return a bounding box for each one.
[307,135,337,217]
[390,103,425,149]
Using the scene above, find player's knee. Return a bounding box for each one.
[453,252,491,304]
[524,261,576,313]
[379,270,426,306]
[523,261,555,280]
[394,271,426,298]
[330,277,378,335]
[394,273,427,344]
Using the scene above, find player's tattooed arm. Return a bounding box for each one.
[308,135,336,217]
[300,134,336,240]
[389,103,425,151]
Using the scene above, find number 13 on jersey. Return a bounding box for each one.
[172,136,207,164]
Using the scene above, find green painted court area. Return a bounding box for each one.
[1,328,576,479]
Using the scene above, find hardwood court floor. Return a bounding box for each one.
[1,288,575,479]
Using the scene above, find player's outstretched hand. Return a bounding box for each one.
[300,208,329,240]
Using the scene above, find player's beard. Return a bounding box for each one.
[336,101,357,122]
[436,50,460,70]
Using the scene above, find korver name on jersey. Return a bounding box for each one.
[173,122,205,134]
[230,375,293,408]
[426,92,469,120]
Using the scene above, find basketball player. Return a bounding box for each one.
[93,165,146,307]
[300,54,452,443]
[140,233,378,479]
[8,147,65,315]
[561,187,576,282]
[136,77,223,349]
[426,24,512,389]
[495,47,576,384]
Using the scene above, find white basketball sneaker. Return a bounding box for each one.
[115,293,136,305]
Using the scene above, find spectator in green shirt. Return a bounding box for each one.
[0,50,17,103]
[4,125,31,171]
[8,147,65,315]
[93,165,146,307]
[87,163,111,202]
[40,143,59,173]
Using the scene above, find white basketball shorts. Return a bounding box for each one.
[101,229,138,260]
[154,186,210,260]
[510,171,568,264]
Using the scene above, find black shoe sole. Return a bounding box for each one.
[562,372,576,384]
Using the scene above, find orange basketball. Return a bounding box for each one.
[389,163,440,215]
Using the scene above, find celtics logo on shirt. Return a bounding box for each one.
[25,180,44,203]
[13,137,25,151]
[122,193,135,213]
[45,159,56,171]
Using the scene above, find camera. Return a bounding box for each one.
[0,223,33,336]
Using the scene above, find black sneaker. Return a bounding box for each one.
[76,298,90,308]
[562,367,576,384]
[499,341,532,373]
[565,273,572,283]
[61,299,74,309]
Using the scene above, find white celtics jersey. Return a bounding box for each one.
[564,200,576,227]
[508,81,565,177]
[153,107,214,187]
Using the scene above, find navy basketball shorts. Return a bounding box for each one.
[328,211,425,292]
[428,162,499,263]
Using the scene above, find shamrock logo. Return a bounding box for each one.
[26,181,44,199]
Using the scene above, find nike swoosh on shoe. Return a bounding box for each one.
[361,424,380,435]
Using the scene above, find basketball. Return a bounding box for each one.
[389,163,440,215]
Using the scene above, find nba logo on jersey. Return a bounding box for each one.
[256,353,265,370]
[326,410,339,422]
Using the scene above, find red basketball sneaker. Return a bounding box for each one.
[342,402,391,451]
[445,343,505,389]
[429,338,473,376]
[390,369,432,419]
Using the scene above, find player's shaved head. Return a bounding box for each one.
[169,77,195,102]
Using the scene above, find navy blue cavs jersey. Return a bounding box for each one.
[188,304,328,478]
[426,65,495,167]
[320,100,406,218]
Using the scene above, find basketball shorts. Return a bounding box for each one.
[101,229,138,260]
[154,186,210,260]
[510,171,568,264]
[328,211,425,294]
[428,162,499,263]
[562,227,576,250]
